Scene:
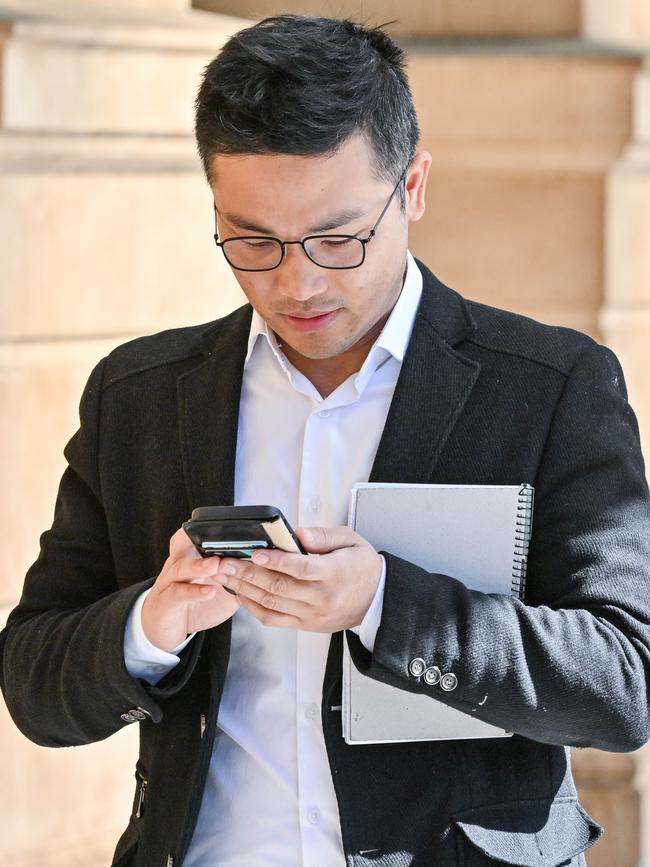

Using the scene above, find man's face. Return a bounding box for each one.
[210,135,428,368]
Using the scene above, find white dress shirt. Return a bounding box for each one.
[124,252,423,866]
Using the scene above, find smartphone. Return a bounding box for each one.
[183,505,305,561]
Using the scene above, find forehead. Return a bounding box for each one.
[210,135,383,229]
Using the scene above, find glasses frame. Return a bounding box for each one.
[213,166,408,272]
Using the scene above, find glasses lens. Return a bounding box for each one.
[304,236,364,268]
[222,238,283,271]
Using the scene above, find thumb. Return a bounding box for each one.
[171,526,200,559]
[297,525,358,554]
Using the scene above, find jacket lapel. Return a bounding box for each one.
[370,261,481,483]
[324,263,482,706]
[177,304,253,511]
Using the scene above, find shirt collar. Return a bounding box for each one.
[368,249,423,364]
[245,304,284,370]
[244,250,423,375]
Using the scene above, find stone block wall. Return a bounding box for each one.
[406,44,639,336]
[0,4,246,864]
[195,0,581,38]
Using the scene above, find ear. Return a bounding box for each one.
[404,150,432,223]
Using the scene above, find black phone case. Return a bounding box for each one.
[182,505,305,560]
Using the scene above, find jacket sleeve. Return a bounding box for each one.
[347,342,650,752]
[0,359,203,747]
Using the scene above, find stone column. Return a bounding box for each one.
[598,58,650,449]
[582,4,650,862]
[0,3,245,864]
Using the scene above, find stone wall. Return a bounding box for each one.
[195,0,581,38]
[586,10,650,862]
[0,3,246,864]
[406,42,638,337]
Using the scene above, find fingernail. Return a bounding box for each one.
[301,528,313,543]
[221,564,237,576]
[252,552,269,565]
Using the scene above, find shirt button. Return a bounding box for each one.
[152,664,166,674]
[305,703,319,721]
[306,498,320,514]
[307,808,321,824]
[317,409,331,418]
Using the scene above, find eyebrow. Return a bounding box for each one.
[217,206,370,236]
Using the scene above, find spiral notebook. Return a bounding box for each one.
[343,482,534,744]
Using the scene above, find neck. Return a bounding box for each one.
[281,339,379,399]
[279,306,392,398]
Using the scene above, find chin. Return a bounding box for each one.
[293,342,349,361]
[285,334,354,361]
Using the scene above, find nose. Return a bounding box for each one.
[273,242,329,303]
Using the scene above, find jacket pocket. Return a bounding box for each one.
[111,762,148,865]
[453,798,602,866]
[132,763,148,821]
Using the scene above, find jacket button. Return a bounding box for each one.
[440,673,458,692]
[121,707,150,723]
[423,666,441,686]
[408,658,426,677]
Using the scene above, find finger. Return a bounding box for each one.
[238,594,303,630]
[160,580,220,603]
[170,526,200,559]
[297,525,358,554]
[217,559,312,599]
[220,573,310,617]
[164,576,242,606]
[188,555,222,579]
[247,548,320,582]
[156,550,222,592]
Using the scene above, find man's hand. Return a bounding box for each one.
[141,528,240,651]
[213,526,382,633]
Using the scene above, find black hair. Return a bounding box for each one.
[194,15,419,201]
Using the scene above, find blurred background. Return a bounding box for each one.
[1,0,649,864]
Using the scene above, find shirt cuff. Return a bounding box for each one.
[348,555,386,653]
[124,587,196,685]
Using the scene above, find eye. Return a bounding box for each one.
[243,239,275,249]
[321,237,354,248]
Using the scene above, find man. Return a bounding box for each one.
[2,14,650,867]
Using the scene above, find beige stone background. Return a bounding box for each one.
[1,0,649,864]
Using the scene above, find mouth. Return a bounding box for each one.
[281,309,341,332]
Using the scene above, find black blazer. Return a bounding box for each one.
[3,262,650,867]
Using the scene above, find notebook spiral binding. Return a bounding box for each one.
[512,483,534,598]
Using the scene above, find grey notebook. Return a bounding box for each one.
[343,482,534,744]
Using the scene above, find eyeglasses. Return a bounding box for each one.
[213,167,407,272]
